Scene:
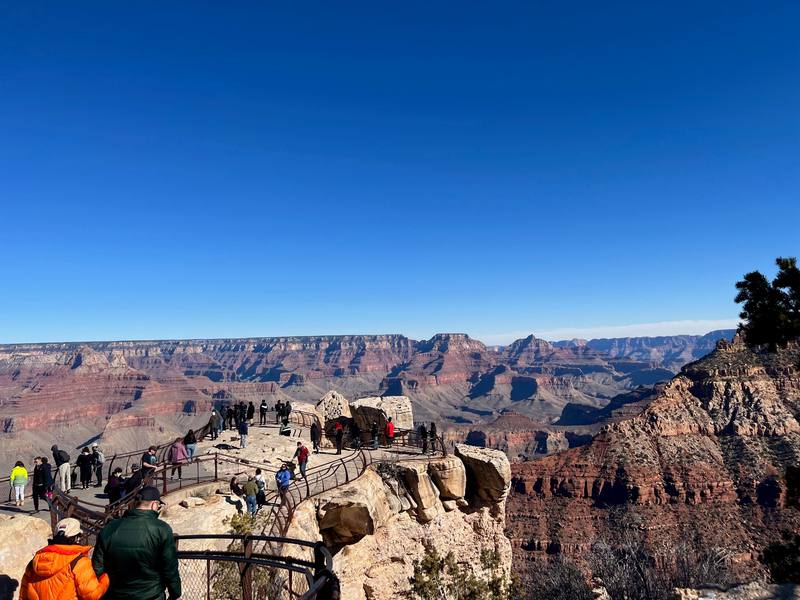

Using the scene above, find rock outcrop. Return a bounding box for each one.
[316,390,352,424]
[350,396,414,431]
[455,443,512,506]
[0,514,52,599]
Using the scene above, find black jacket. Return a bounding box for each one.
[93,509,181,600]
[247,403,255,419]
[33,464,53,488]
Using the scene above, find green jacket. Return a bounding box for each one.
[92,509,181,600]
[242,480,258,497]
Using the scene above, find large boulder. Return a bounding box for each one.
[427,456,467,500]
[400,463,442,523]
[454,444,511,505]
[318,470,393,545]
[350,396,413,432]
[316,391,352,424]
[0,514,52,599]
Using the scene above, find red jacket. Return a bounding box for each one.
[20,544,109,600]
[385,421,395,438]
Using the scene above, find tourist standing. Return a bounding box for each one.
[351,421,362,449]
[226,406,236,430]
[238,402,247,428]
[418,423,428,454]
[184,429,197,460]
[141,446,158,477]
[370,421,379,450]
[259,399,268,425]
[51,445,71,493]
[32,456,53,512]
[275,464,292,500]
[334,422,344,455]
[254,468,267,506]
[275,400,284,424]
[105,467,125,503]
[210,409,222,440]
[247,401,255,425]
[238,419,249,449]
[20,517,110,599]
[242,476,258,516]
[429,422,437,453]
[284,400,293,422]
[168,438,188,479]
[310,421,321,454]
[77,447,94,490]
[10,460,28,507]
[384,417,395,448]
[92,486,181,600]
[294,441,310,479]
[92,443,105,487]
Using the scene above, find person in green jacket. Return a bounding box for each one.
[92,486,181,600]
[10,460,28,507]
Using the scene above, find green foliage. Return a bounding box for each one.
[763,532,800,583]
[735,256,800,349]
[408,546,510,600]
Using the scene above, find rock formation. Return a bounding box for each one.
[350,396,414,431]
[0,514,53,598]
[506,337,800,580]
[316,390,352,424]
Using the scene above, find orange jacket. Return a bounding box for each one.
[19,544,110,600]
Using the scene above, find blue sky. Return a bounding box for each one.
[1,2,798,345]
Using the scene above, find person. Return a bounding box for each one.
[259,399,268,426]
[183,430,197,460]
[284,400,293,422]
[20,517,110,600]
[32,456,53,512]
[418,423,428,454]
[310,421,321,454]
[275,400,284,424]
[92,486,181,600]
[238,402,247,428]
[275,464,292,499]
[429,422,438,453]
[168,438,188,479]
[279,417,291,436]
[294,441,310,479]
[105,467,125,503]
[123,464,144,496]
[10,460,28,507]
[226,406,235,430]
[242,475,258,516]
[76,447,93,490]
[247,401,255,426]
[141,446,158,476]
[229,476,243,498]
[91,443,105,487]
[334,422,344,455]
[238,419,249,449]
[51,445,71,493]
[351,421,362,450]
[384,417,395,448]
[254,468,267,506]
[370,421,379,450]
[209,410,222,440]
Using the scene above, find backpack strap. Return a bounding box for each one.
[69,554,84,572]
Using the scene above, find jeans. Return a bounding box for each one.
[299,461,307,478]
[58,463,71,492]
[245,494,257,516]
[260,412,266,425]
[14,485,24,502]
[186,444,196,459]
[95,464,103,486]
[240,434,247,448]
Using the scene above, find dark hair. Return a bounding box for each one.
[149,446,157,452]
[14,461,24,468]
[82,447,90,453]
[187,429,194,435]
[113,467,123,475]
[49,532,78,546]
[41,457,48,464]
[255,468,262,475]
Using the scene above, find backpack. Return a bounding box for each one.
[57,450,70,465]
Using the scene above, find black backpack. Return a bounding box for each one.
[58,450,70,465]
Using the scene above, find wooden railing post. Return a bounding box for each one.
[241,537,253,600]
[214,454,218,481]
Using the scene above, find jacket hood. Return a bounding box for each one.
[51,445,58,451]
[30,545,91,577]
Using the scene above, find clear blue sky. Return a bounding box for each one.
[1,2,798,344]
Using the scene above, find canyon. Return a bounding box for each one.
[506,335,800,581]
[0,330,733,467]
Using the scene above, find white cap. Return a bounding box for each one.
[56,517,82,538]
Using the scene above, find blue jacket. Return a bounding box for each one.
[275,469,291,490]
[238,421,248,435]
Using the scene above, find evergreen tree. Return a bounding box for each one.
[735,257,800,349]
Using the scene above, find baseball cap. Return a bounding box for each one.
[137,486,162,502]
[56,518,82,538]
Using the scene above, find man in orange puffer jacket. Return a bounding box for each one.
[19,517,109,600]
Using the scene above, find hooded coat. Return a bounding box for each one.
[19,544,109,600]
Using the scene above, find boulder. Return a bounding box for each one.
[318,470,393,545]
[454,444,511,505]
[350,396,414,432]
[400,463,442,523]
[0,514,52,598]
[427,456,467,500]
[316,391,352,424]
[179,496,206,508]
